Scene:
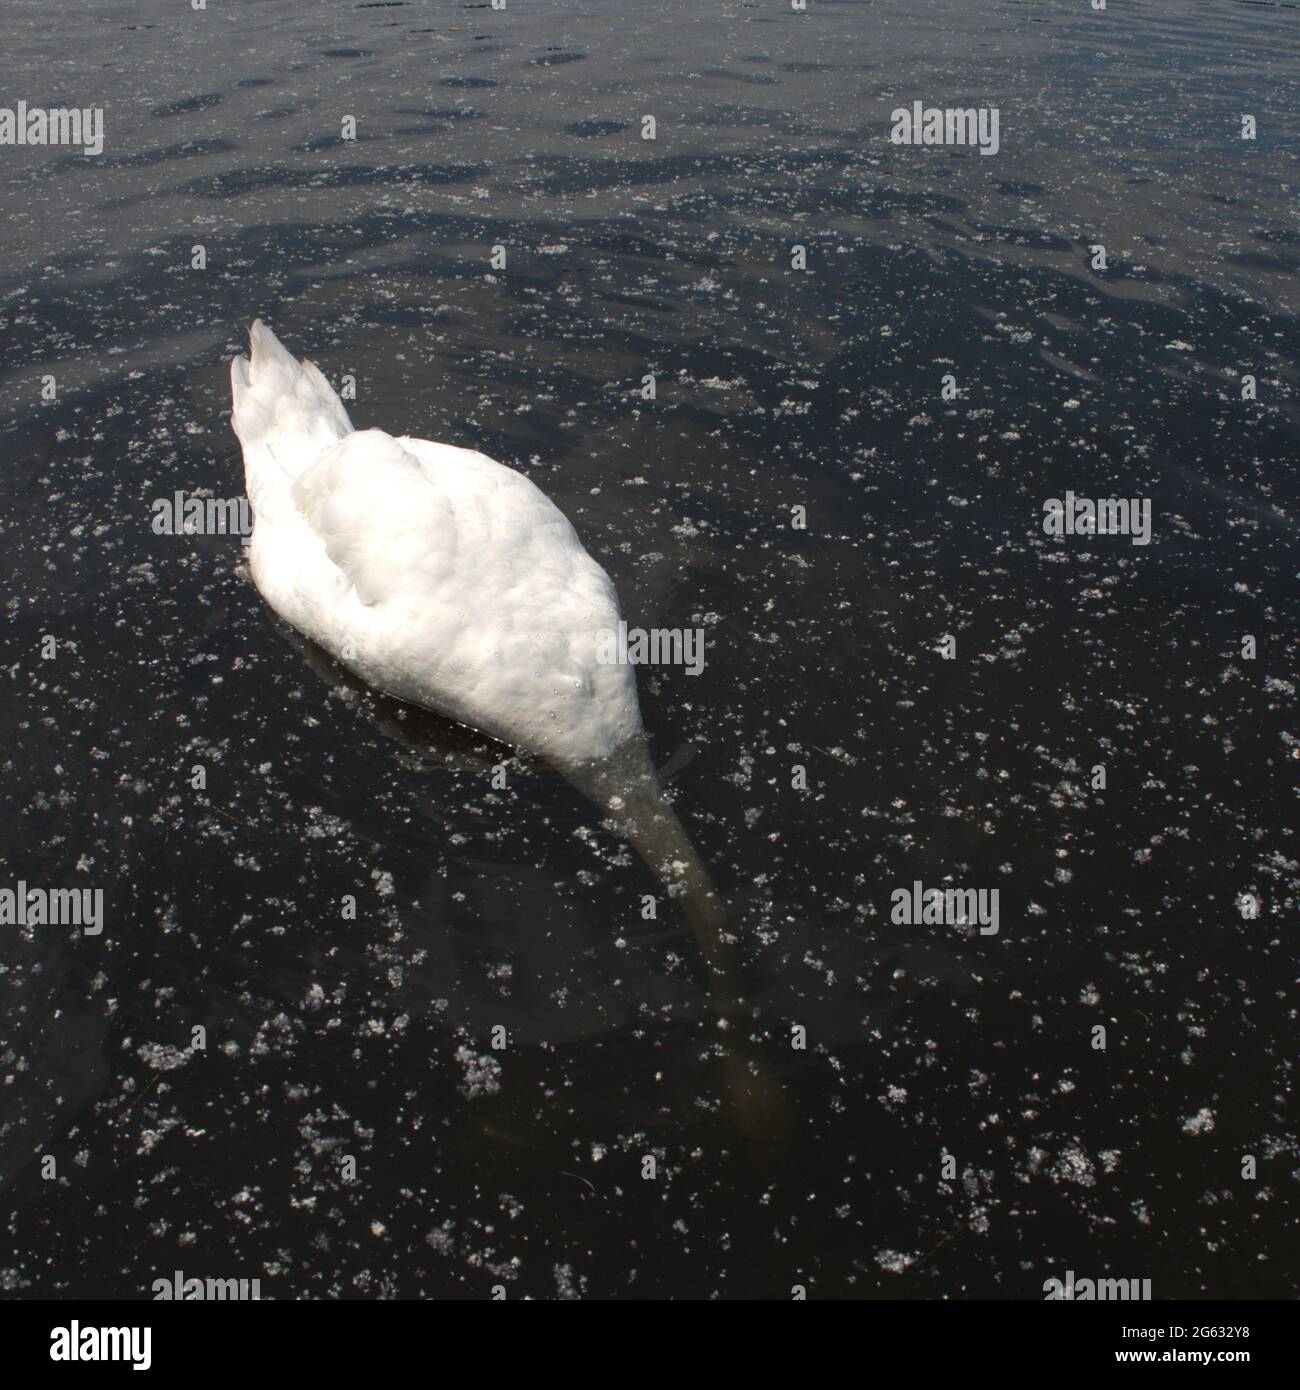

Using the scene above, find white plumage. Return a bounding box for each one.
[230,320,644,780]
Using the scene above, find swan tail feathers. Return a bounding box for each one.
[230,320,354,474]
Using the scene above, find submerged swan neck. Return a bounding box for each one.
[566,738,742,1016]
[564,738,787,1142]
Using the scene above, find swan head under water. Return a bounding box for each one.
[230,320,785,1138]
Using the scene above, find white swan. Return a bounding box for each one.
[230,322,746,986]
[229,321,785,1136]
[232,321,645,776]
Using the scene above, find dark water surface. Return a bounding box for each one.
[1,0,1297,1298]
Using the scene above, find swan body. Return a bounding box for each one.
[230,321,645,781]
